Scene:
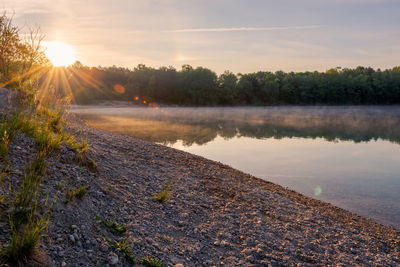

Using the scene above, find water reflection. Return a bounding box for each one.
[71,106,400,146]
[70,106,400,229]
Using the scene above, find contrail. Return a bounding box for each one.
[165,25,324,33]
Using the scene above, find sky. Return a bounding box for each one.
[2,0,400,73]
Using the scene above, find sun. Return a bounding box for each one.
[44,41,77,67]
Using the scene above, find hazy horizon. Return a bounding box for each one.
[2,0,400,73]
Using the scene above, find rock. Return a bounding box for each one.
[108,253,118,265]
[73,233,79,241]
[69,235,75,243]
[101,245,109,252]
[61,262,67,267]
[0,88,18,114]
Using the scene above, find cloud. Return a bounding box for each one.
[165,25,324,33]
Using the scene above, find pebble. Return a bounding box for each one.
[101,245,109,252]
[108,253,119,265]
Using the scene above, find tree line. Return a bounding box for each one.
[54,62,400,106]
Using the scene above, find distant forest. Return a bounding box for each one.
[49,62,400,105]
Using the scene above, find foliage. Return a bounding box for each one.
[48,63,400,106]
[141,256,163,267]
[4,209,50,264]
[96,216,127,235]
[4,172,51,265]
[0,12,49,91]
[0,124,9,159]
[65,185,87,203]
[161,235,172,242]
[105,238,135,264]
[152,184,170,203]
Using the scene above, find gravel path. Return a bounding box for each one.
[1,110,400,266]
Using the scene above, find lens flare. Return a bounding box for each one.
[314,186,322,196]
[113,84,125,94]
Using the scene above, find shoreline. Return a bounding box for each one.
[2,111,400,266]
[63,114,400,265]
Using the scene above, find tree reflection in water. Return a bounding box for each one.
[74,106,400,146]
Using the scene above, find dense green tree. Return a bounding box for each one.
[48,62,400,106]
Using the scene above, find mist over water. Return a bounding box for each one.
[71,105,400,229]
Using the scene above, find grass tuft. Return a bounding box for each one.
[4,198,50,264]
[141,256,163,267]
[105,238,135,264]
[65,185,88,203]
[161,235,172,242]
[0,126,9,159]
[153,184,171,203]
[96,216,127,235]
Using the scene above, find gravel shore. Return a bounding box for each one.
[1,109,400,266]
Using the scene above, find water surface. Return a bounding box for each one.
[71,105,400,229]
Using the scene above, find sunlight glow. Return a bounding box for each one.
[44,41,76,67]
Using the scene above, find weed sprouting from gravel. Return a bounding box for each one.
[0,126,9,159]
[161,235,172,242]
[65,185,88,203]
[4,191,51,264]
[153,184,171,203]
[96,216,127,235]
[105,238,135,264]
[141,255,163,267]
[66,136,98,172]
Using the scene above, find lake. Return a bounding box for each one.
[70,105,400,229]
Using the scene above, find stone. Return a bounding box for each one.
[109,253,119,265]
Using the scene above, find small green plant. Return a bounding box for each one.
[65,185,88,203]
[32,123,63,154]
[105,238,135,264]
[13,170,43,228]
[29,152,47,175]
[96,216,127,235]
[37,105,64,133]
[153,184,171,203]
[0,172,5,204]
[0,112,26,159]
[161,235,172,242]
[0,127,9,159]
[69,136,89,154]
[141,256,163,267]
[4,198,50,264]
